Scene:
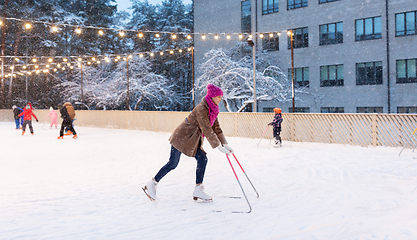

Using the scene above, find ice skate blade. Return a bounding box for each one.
[193,196,213,202]
[142,187,155,201]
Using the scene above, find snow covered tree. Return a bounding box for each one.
[195,46,313,112]
[107,55,177,111]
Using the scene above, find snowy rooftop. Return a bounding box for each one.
[1,122,417,239]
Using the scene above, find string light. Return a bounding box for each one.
[226,34,231,40]
[186,35,192,40]
[170,50,174,54]
[51,26,58,32]
[25,23,32,29]
[160,51,164,56]
[48,58,53,62]
[202,34,206,39]
[214,34,219,40]
[239,34,243,39]
[119,31,125,37]
[32,58,37,63]
[98,30,104,35]
[171,34,177,39]
[155,33,160,38]
[138,32,144,38]
[260,33,264,38]
[75,28,82,34]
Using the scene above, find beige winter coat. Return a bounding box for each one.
[63,102,76,120]
[169,98,227,157]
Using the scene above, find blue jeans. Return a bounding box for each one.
[14,119,20,129]
[154,145,208,184]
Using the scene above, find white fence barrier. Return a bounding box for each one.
[1,110,416,148]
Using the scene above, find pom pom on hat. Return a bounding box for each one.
[206,84,223,98]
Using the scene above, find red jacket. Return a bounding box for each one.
[18,103,38,121]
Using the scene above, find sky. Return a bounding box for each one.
[2,121,417,239]
[116,0,192,14]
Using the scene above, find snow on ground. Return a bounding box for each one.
[1,121,417,239]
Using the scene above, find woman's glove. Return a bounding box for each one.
[217,145,231,155]
[223,144,234,154]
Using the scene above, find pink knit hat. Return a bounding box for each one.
[206,84,223,98]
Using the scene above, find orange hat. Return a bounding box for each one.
[273,107,281,114]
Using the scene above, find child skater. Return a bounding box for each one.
[18,103,38,135]
[47,107,58,129]
[12,105,23,129]
[143,83,234,202]
[58,102,77,139]
[268,107,283,147]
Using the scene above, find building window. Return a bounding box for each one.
[397,59,417,83]
[396,11,417,36]
[263,0,278,14]
[355,16,382,41]
[288,27,308,48]
[320,64,344,87]
[397,106,417,114]
[287,0,308,10]
[321,107,344,113]
[319,0,339,3]
[289,107,310,113]
[262,33,279,51]
[320,22,343,45]
[263,107,275,113]
[241,1,251,33]
[356,61,383,85]
[288,67,309,87]
[357,107,383,113]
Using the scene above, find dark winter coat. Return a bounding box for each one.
[169,98,227,157]
[60,106,72,124]
[270,113,283,128]
[13,108,22,119]
[18,103,38,121]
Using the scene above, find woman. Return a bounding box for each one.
[143,84,234,202]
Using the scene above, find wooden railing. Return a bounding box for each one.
[1,110,416,148]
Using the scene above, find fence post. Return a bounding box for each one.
[291,114,295,141]
[372,114,377,147]
[234,113,238,137]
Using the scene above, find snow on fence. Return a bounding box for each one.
[1,110,416,148]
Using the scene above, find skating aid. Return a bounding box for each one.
[225,153,259,213]
[257,125,271,147]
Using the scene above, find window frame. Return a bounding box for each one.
[287,27,309,49]
[321,107,345,113]
[397,106,417,114]
[319,0,340,3]
[289,107,310,113]
[262,33,280,52]
[263,0,279,15]
[287,0,308,10]
[320,64,344,87]
[355,16,382,41]
[395,11,417,37]
[241,0,251,34]
[356,61,383,85]
[288,67,310,87]
[319,22,343,45]
[356,107,383,113]
[396,58,417,83]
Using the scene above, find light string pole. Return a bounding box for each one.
[288,30,295,113]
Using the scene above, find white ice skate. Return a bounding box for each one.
[193,185,212,202]
[142,179,157,201]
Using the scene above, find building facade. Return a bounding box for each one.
[194,0,417,113]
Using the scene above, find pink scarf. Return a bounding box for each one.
[205,95,219,126]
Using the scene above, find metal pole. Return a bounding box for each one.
[126,58,130,110]
[251,0,256,112]
[289,31,295,113]
[80,64,83,105]
[192,47,195,109]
